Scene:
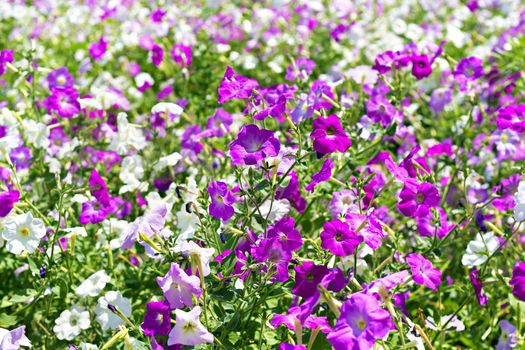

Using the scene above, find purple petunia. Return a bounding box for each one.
[469,268,487,306]
[497,104,525,132]
[0,49,14,76]
[157,262,202,309]
[229,124,280,165]
[292,262,329,298]
[320,219,363,257]
[141,301,171,336]
[406,253,442,291]
[0,190,20,218]
[217,66,259,104]
[327,293,392,350]
[366,95,401,127]
[47,67,74,90]
[509,261,525,301]
[44,88,81,118]
[171,44,192,67]
[398,179,441,218]
[310,115,351,156]
[305,158,334,192]
[89,36,108,61]
[208,181,236,222]
[285,57,315,81]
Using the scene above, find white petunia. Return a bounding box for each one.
[461,232,500,268]
[513,181,525,222]
[154,152,182,172]
[23,119,50,149]
[119,155,147,194]
[53,306,90,341]
[79,343,99,350]
[173,241,215,277]
[1,212,46,255]
[75,270,111,297]
[63,227,88,238]
[426,314,465,333]
[95,291,132,331]
[176,206,200,242]
[109,113,147,155]
[151,102,183,116]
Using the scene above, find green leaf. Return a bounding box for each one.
[0,313,19,328]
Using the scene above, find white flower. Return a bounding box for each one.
[70,194,89,204]
[426,314,465,333]
[109,113,147,155]
[53,306,90,341]
[119,155,147,194]
[78,97,102,110]
[176,206,199,241]
[151,102,183,115]
[513,181,525,222]
[79,343,99,350]
[154,152,182,172]
[75,270,111,297]
[167,306,213,346]
[95,291,132,331]
[173,241,215,276]
[23,119,50,149]
[461,232,500,268]
[63,227,88,238]
[135,72,154,88]
[259,199,290,223]
[1,212,46,254]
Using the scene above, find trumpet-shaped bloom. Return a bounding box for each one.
[310,115,351,156]
[1,212,46,254]
[157,262,202,309]
[229,124,280,165]
[167,306,213,346]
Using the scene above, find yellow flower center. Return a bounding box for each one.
[357,319,366,330]
[183,322,196,331]
[57,75,66,85]
[19,226,30,237]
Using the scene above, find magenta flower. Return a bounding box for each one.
[455,56,484,80]
[279,344,307,350]
[217,66,259,104]
[47,67,74,90]
[79,169,116,224]
[292,262,329,298]
[171,44,192,67]
[497,104,525,132]
[406,254,442,291]
[0,49,14,76]
[469,268,488,306]
[305,158,334,192]
[398,179,441,217]
[89,37,108,61]
[252,237,292,282]
[229,124,280,165]
[0,190,19,218]
[141,301,171,336]
[208,181,236,222]
[345,212,384,250]
[321,219,363,257]
[411,55,432,80]
[44,88,80,118]
[417,207,455,239]
[156,262,202,309]
[151,44,164,66]
[509,261,525,301]
[310,115,351,156]
[285,57,315,81]
[327,293,392,350]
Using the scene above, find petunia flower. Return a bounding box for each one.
[156,262,202,309]
[89,37,108,61]
[266,217,303,252]
[167,306,213,346]
[229,124,280,165]
[141,301,171,337]
[44,88,81,118]
[461,232,499,268]
[1,211,46,254]
[208,181,236,221]
[310,115,351,156]
[509,261,525,301]
[95,291,132,331]
[469,268,487,305]
[398,179,440,218]
[320,219,363,257]
[171,44,192,67]
[0,190,19,218]
[496,320,518,350]
[53,306,91,341]
[497,104,525,132]
[47,66,74,90]
[366,95,401,127]
[327,293,392,350]
[0,326,31,349]
[406,253,442,291]
[0,49,14,76]
[75,270,111,297]
[305,158,334,192]
[173,241,215,277]
[217,66,258,104]
[292,262,329,298]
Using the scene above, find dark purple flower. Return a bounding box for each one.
[89,37,108,61]
[141,301,171,336]
[47,67,74,90]
[455,57,484,80]
[217,66,258,104]
[171,44,192,67]
[253,238,292,282]
[10,146,32,171]
[469,268,487,305]
[305,158,334,192]
[292,262,329,298]
[510,261,525,301]
[406,254,442,291]
[327,293,392,350]
[320,219,363,257]
[229,124,280,165]
[0,190,20,217]
[208,181,236,222]
[151,44,164,66]
[398,179,441,218]
[310,115,351,156]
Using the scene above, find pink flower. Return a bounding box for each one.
[406,254,442,291]
[305,158,334,192]
[217,66,258,104]
[320,219,363,257]
[310,115,351,156]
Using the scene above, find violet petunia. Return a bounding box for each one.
[320,219,363,257]
[292,262,329,298]
[469,268,488,306]
[229,124,280,165]
[406,253,442,291]
[208,181,236,222]
[217,66,259,104]
[167,306,213,346]
[398,179,440,218]
[310,115,351,156]
[0,190,19,218]
[305,158,334,192]
[141,301,171,337]
[156,262,202,309]
[509,261,525,301]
